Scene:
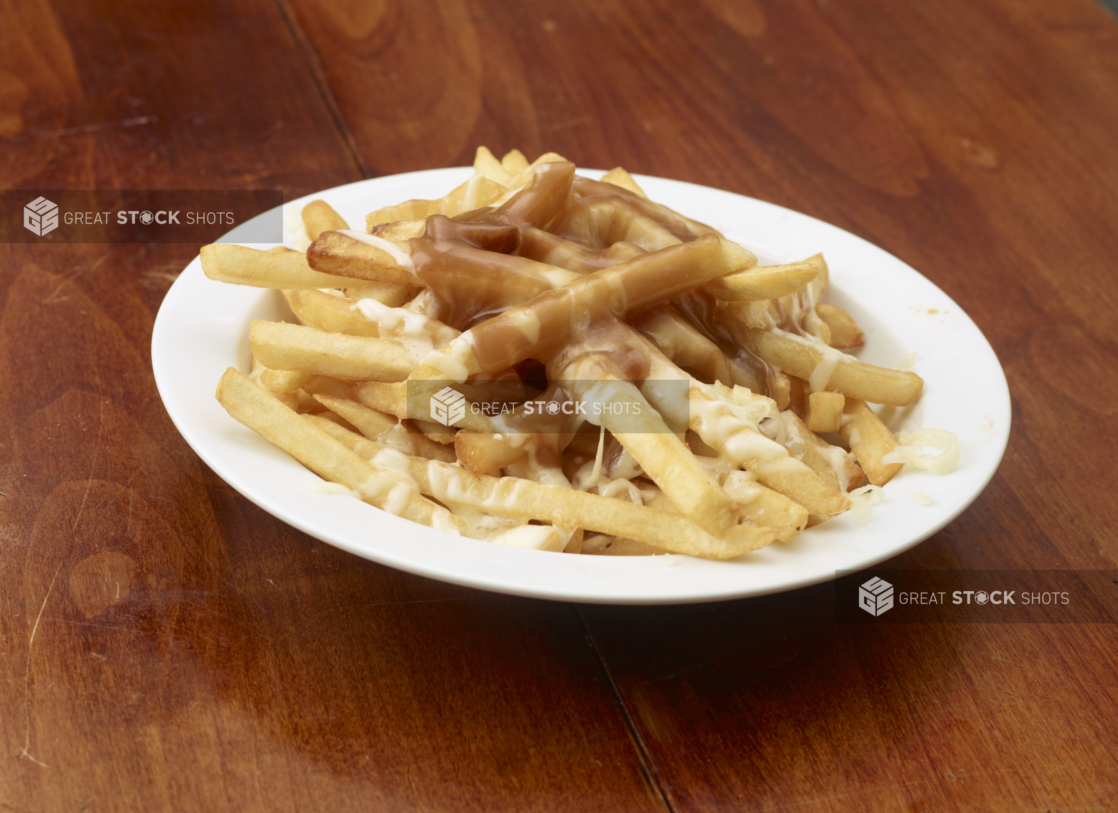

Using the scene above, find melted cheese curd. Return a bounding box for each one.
[249,147,960,557]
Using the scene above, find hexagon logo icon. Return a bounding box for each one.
[430,386,466,427]
[24,197,59,237]
[859,577,894,616]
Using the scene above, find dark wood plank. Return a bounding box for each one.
[281,0,1118,808]
[0,1,661,810]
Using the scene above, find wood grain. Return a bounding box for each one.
[281,0,1118,809]
[3,0,1118,809]
[0,0,662,811]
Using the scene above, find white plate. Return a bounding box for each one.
[152,168,1010,604]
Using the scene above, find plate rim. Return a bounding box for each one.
[152,167,1011,605]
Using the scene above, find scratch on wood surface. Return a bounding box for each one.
[70,391,105,530]
[42,254,110,305]
[768,776,940,810]
[29,114,157,138]
[328,597,468,612]
[52,619,138,633]
[18,558,61,768]
[636,658,714,686]
[54,617,210,644]
[19,395,106,766]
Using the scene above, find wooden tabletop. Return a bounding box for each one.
[3,0,1117,809]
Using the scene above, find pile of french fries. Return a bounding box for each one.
[203,147,937,560]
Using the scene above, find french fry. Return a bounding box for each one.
[490,160,578,231]
[352,380,408,418]
[811,433,865,492]
[632,305,733,386]
[501,451,571,488]
[308,415,570,549]
[474,146,512,185]
[453,388,566,475]
[641,345,849,516]
[643,472,809,544]
[562,358,739,537]
[767,368,792,411]
[695,404,848,517]
[368,219,427,241]
[295,388,331,414]
[401,244,563,322]
[306,418,567,549]
[585,197,682,251]
[488,524,568,551]
[673,292,793,407]
[582,535,664,556]
[353,380,497,437]
[733,327,923,406]
[572,176,721,240]
[518,225,647,272]
[316,416,776,559]
[366,175,506,229]
[600,167,648,198]
[250,321,417,381]
[301,200,349,241]
[839,400,903,487]
[721,472,810,543]
[716,253,832,340]
[501,149,530,176]
[721,292,830,344]
[816,303,865,349]
[499,152,571,195]
[706,262,818,302]
[720,298,779,330]
[216,368,462,532]
[346,282,419,308]
[312,393,456,463]
[455,431,526,475]
[805,390,845,433]
[285,288,380,336]
[306,231,417,287]
[311,410,360,432]
[300,375,357,400]
[781,411,850,495]
[805,252,829,300]
[414,419,456,446]
[722,348,785,407]
[260,368,315,395]
[414,234,756,382]
[208,148,952,562]
[286,288,460,348]
[201,244,358,290]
